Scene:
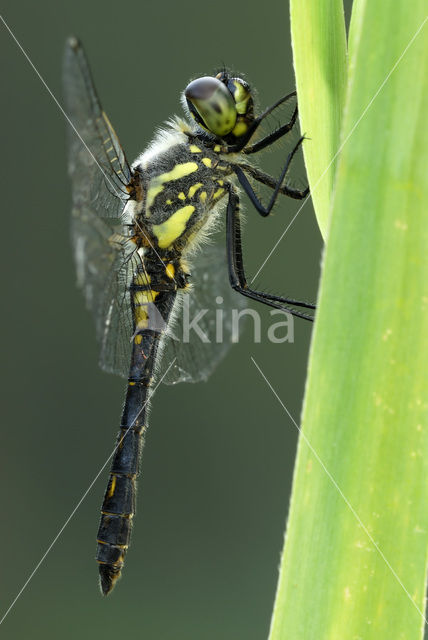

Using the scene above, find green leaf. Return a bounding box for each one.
[269,3,428,639]
[290,0,347,238]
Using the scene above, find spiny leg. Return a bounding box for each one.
[226,187,315,321]
[234,162,309,201]
[242,106,298,155]
[232,136,306,218]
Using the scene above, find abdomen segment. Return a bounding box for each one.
[96,285,177,595]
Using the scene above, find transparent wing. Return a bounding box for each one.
[71,204,140,378]
[159,242,248,385]
[64,36,140,377]
[63,36,131,219]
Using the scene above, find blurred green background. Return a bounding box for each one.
[0,1,351,637]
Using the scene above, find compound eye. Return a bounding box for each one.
[185,76,237,137]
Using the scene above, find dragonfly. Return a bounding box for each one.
[63,36,315,596]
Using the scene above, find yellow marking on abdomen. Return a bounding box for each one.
[133,289,159,328]
[134,290,159,305]
[213,188,225,199]
[214,144,221,152]
[189,145,202,153]
[188,182,203,198]
[135,306,149,329]
[152,205,195,248]
[134,334,142,345]
[217,179,224,186]
[202,157,212,168]
[199,191,207,203]
[107,475,117,498]
[134,272,151,286]
[165,263,175,279]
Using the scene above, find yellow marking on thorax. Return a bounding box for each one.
[152,205,195,248]
[190,144,202,153]
[146,162,199,214]
[214,144,221,152]
[217,179,224,186]
[178,192,186,200]
[160,162,199,181]
[165,263,175,279]
[166,199,173,205]
[134,334,142,345]
[199,191,207,203]
[213,188,225,199]
[146,184,165,212]
[202,157,212,168]
[188,182,203,198]
[107,475,117,498]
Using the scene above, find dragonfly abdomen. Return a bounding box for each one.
[96,379,150,595]
[97,283,178,595]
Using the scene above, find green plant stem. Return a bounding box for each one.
[290,0,347,238]
[269,2,428,638]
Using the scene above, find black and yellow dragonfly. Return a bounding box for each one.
[63,37,314,596]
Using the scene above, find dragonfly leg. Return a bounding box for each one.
[217,90,298,154]
[242,106,298,154]
[232,136,307,218]
[234,162,309,201]
[226,186,315,321]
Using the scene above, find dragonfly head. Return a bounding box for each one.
[184,70,254,141]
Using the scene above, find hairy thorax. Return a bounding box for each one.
[126,120,237,254]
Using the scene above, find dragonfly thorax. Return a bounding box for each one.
[130,124,233,253]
